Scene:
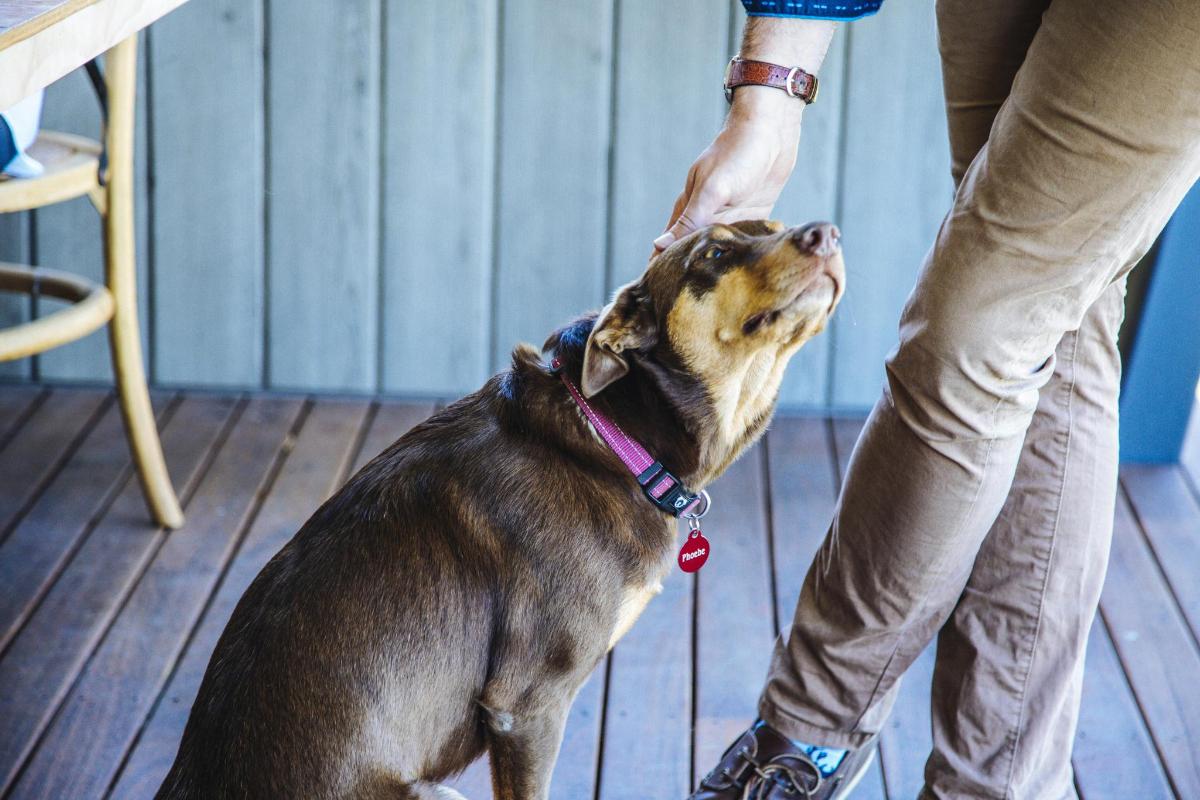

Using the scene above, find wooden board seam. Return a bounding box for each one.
[0,391,113,547]
[0,394,241,794]
[0,391,178,656]
[1117,474,1200,657]
[0,386,47,452]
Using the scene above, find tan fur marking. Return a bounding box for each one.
[666,246,840,486]
[607,580,664,650]
[667,276,795,480]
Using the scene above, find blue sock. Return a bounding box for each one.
[754,719,847,776]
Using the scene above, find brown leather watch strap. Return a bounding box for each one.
[724,57,819,105]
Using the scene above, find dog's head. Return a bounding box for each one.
[569,219,845,482]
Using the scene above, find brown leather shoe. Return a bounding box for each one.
[688,723,877,800]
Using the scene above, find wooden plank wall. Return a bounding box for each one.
[0,0,950,412]
[381,1,497,395]
[150,0,264,387]
[832,1,952,408]
[267,0,380,391]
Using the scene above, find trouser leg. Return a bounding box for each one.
[759,0,1200,754]
[924,2,1125,797]
[935,0,1050,187]
[923,280,1125,800]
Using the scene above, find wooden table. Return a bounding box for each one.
[0,0,187,109]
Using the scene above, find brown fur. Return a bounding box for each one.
[156,220,844,800]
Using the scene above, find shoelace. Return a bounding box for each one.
[717,746,823,800]
[743,761,820,800]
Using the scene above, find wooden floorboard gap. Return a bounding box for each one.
[16,397,304,799]
[0,392,112,546]
[0,392,179,656]
[1119,471,1200,655]
[761,436,782,639]
[0,395,242,796]
[0,390,111,546]
[0,387,46,453]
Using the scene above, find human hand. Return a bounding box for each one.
[653,90,803,252]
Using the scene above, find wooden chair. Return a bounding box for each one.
[0,33,183,529]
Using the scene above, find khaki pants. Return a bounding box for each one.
[759,1,1200,797]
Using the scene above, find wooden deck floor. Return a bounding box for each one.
[0,385,1197,800]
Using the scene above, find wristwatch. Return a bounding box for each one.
[724,56,820,105]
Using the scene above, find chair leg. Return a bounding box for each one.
[103,32,184,530]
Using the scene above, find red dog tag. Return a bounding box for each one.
[678,529,711,573]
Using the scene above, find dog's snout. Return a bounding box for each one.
[794,222,841,257]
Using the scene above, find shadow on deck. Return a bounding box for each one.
[0,385,1197,799]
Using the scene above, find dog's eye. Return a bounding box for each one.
[742,310,779,336]
[703,245,726,260]
[742,313,767,335]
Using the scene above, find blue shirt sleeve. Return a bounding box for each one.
[742,0,882,21]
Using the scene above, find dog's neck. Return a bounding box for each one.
[512,321,762,493]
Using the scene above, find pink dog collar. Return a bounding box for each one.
[551,356,709,520]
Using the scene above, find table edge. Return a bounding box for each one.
[0,0,101,52]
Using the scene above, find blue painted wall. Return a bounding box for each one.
[1120,181,1200,463]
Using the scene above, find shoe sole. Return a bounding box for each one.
[830,745,877,800]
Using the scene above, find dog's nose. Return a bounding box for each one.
[794,222,841,257]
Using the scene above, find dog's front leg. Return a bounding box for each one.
[482,695,572,800]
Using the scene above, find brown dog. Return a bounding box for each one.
[156,219,844,800]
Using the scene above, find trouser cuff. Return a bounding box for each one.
[757,697,875,751]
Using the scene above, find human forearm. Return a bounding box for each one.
[741,16,835,73]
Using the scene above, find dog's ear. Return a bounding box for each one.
[581,282,656,398]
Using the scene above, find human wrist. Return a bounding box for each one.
[726,17,834,115]
[739,17,835,75]
[729,84,806,127]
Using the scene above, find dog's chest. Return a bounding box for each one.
[607,577,666,650]
[605,539,675,650]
